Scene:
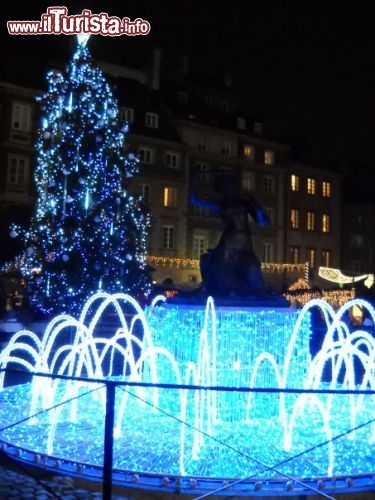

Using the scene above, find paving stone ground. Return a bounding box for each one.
[0,455,133,500]
[0,456,196,500]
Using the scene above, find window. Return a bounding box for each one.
[290,208,299,229]
[322,213,331,233]
[196,162,210,182]
[219,100,229,112]
[11,102,32,132]
[253,121,263,134]
[145,112,159,128]
[7,155,28,191]
[263,175,275,193]
[322,181,331,198]
[139,147,153,164]
[163,187,178,208]
[354,213,363,224]
[307,211,316,231]
[193,235,208,259]
[242,171,255,191]
[198,136,207,150]
[322,249,331,267]
[192,205,210,217]
[290,174,300,192]
[166,151,179,169]
[205,95,213,107]
[177,91,188,102]
[237,117,246,130]
[162,225,175,249]
[351,262,363,274]
[289,246,300,264]
[221,139,231,156]
[307,177,316,195]
[265,206,274,224]
[139,183,151,204]
[351,234,364,248]
[262,243,274,263]
[306,248,316,268]
[264,149,275,165]
[120,107,134,123]
[243,144,255,160]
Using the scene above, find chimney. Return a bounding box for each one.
[150,48,162,90]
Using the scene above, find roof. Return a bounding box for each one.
[112,77,181,142]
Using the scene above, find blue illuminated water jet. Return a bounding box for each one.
[0,292,375,496]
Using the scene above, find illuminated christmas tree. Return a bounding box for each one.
[11,36,151,316]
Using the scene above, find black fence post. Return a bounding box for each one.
[103,381,116,500]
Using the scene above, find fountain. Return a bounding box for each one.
[0,291,375,497]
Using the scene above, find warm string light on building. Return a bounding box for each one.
[147,256,307,274]
[10,37,151,316]
[284,278,356,308]
[148,258,356,307]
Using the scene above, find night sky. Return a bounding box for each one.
[2,1,375,169]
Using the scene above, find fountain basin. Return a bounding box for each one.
[0,292,374,497]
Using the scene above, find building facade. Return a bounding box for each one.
[0,48,343,292]
[0,81,38,262]
[286,163,342,288]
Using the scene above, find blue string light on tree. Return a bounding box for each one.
[11,35,152,316]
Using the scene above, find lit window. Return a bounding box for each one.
[263,175,275,193]
[289,246,300,264]
[322,181,331,198]
[290,174,300,192]
[322,249,331,267]
[11,102,32,132]
[237,117,246,130]
[322,213,331,233]
[120,107,134,123]
[166,151,179,168]
[196,162,210,182]
[139,183,151,204]
[242,171,255,191]
[145,112,159,128]
[264,150,275,165]
[307,211,316,231]
[262,242,274,263]
[139,147,153,164]
[162,225,175,249]
[243,144,255,160]
[163,187,178,208]
[307,177,316,195]
[290,208,299,229]
[306,248,316,268]
[221,139,231,156]
[193,235,208,259]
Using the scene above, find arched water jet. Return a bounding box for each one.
[0,292,374,496]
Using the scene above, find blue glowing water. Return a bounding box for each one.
[0,292,374,489]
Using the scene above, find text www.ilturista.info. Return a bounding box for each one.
[7,7,151,36]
